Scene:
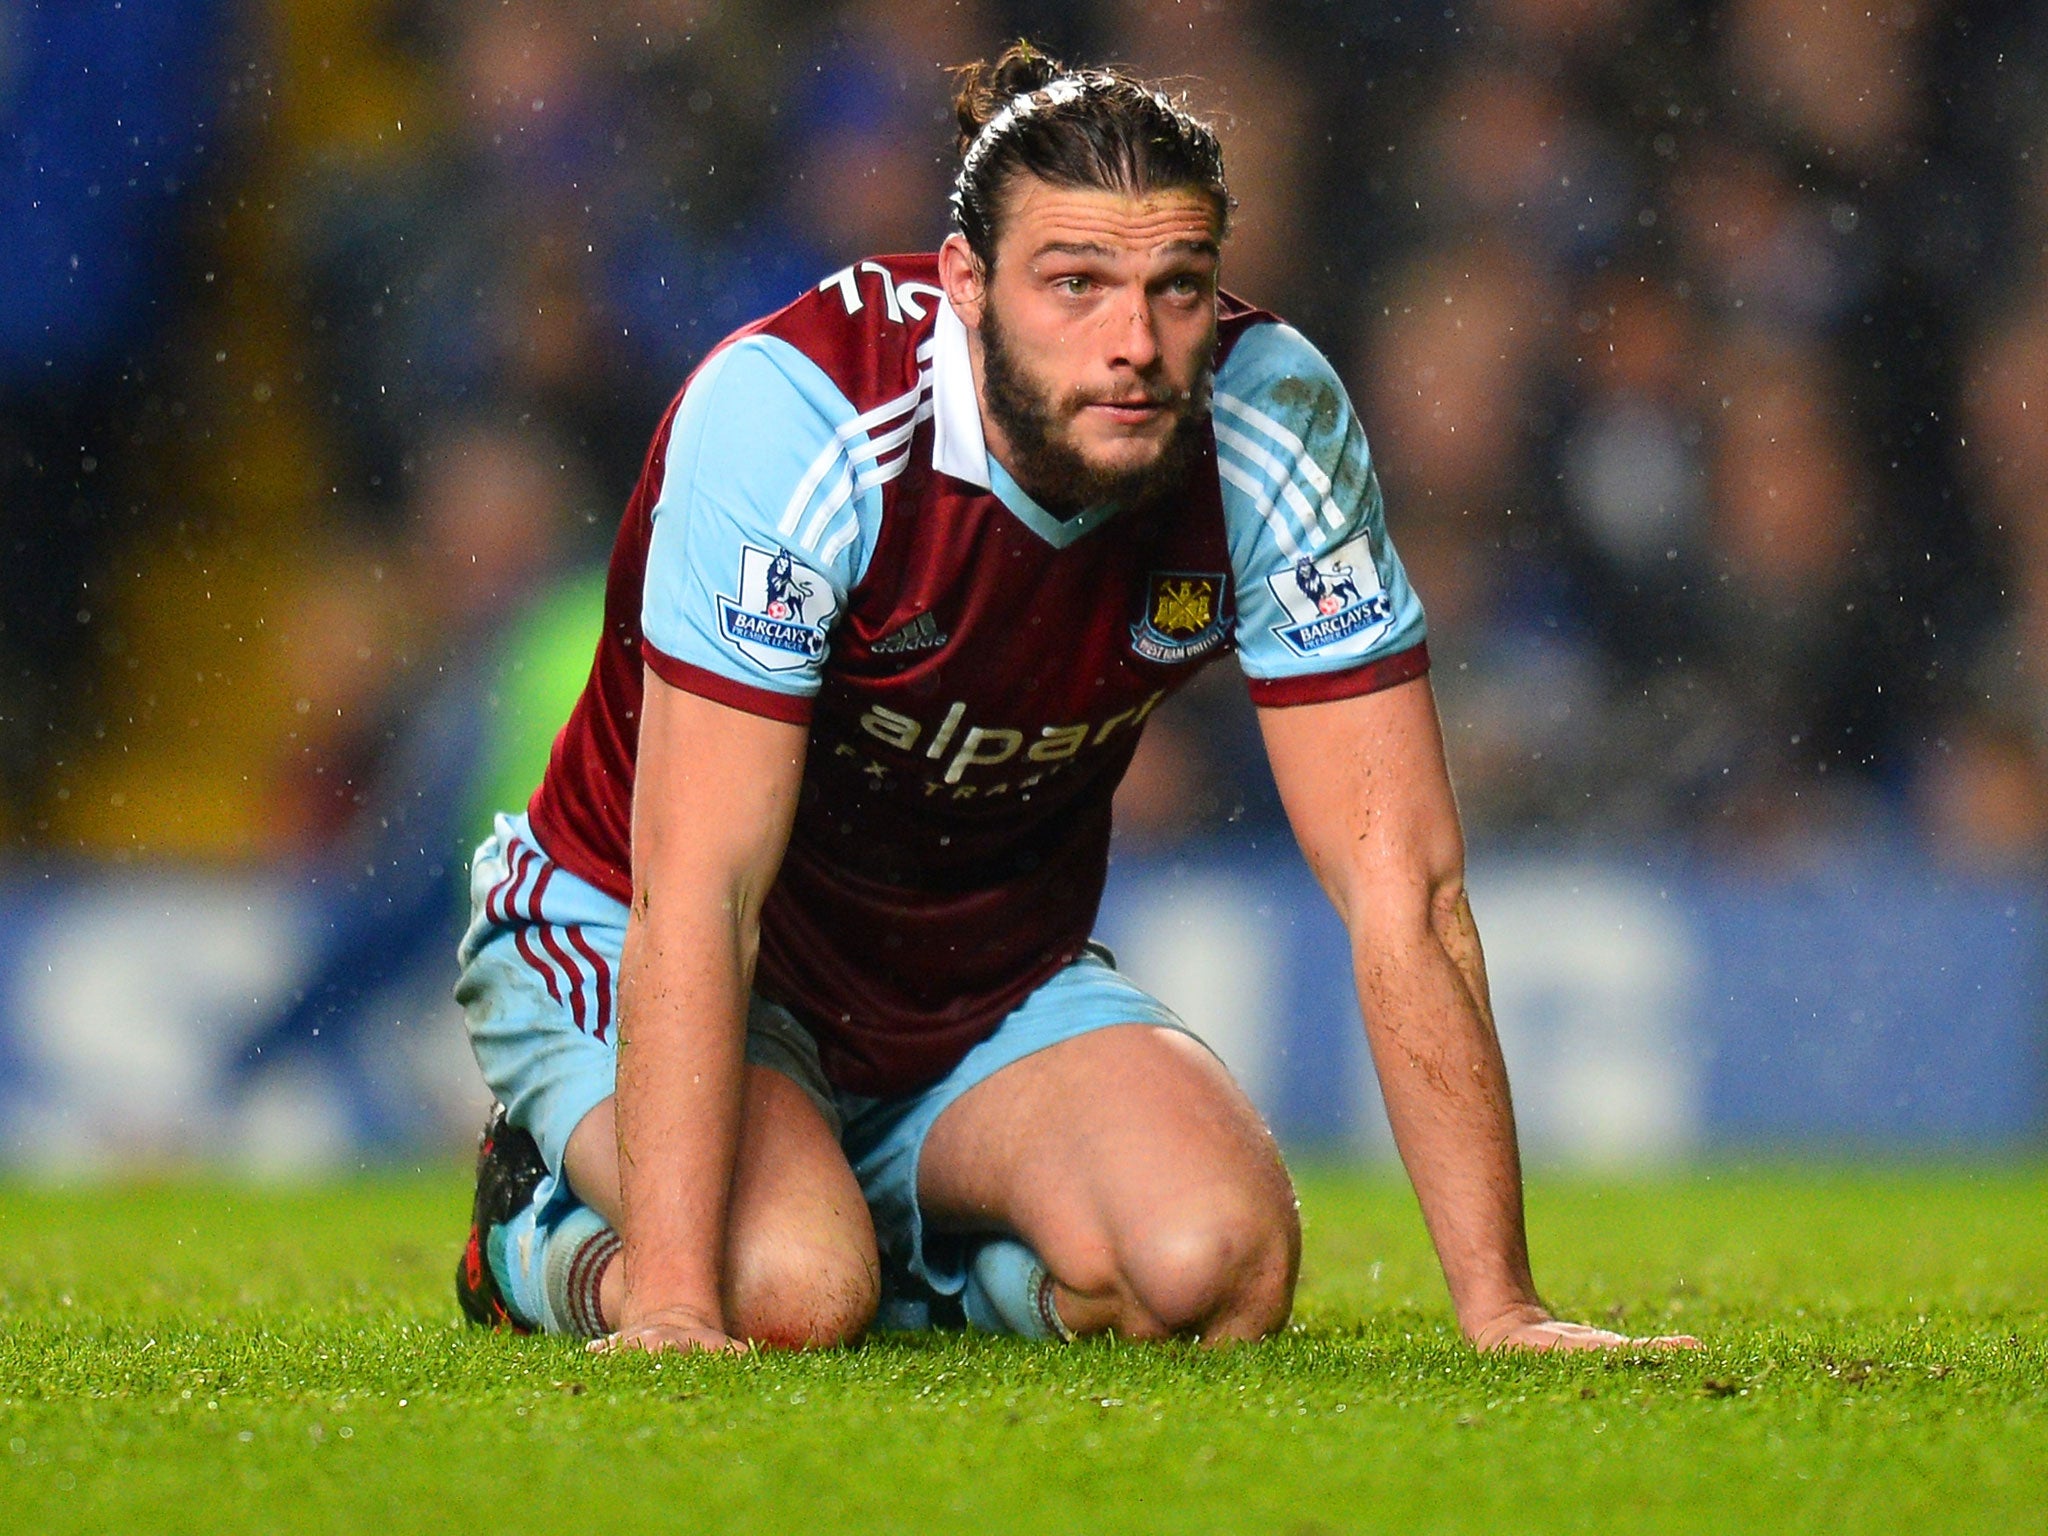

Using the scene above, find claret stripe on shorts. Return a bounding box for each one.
[506,857,587,1036]
[493,841,569,1017]
[534,922,589,1036]
[484,845,528,926]
[565,926,615,1043]
[513,927,566,1008]
[524,859,556,921]
[489,836,613,1042]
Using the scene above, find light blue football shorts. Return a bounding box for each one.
[456,812,1196,1298]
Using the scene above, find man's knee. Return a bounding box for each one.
[727,1231,880,1350]
[1115,1189,1300,1341]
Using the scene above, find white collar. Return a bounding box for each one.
[925,291,1132,547]
[930,295,991,489]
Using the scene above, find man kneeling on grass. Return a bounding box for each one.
[452,42,1698,1356]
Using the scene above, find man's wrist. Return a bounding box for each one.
[1440,1253,1544,1337]
[619,1249,725,1330]
[618,1290,726,1334]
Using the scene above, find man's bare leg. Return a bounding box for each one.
[918,1024,1300,1342]
[564,1064,879,1349]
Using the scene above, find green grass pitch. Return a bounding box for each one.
[2,1164,2043,1533]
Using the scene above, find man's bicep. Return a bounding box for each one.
[631,669,809,910]
[1257,673,1464,930]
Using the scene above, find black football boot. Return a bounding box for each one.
[455,1104,550,1331]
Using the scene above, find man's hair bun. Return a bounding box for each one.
[945,41,1229,267]
[951,41,1066,154]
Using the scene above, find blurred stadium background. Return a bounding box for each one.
[3,0,2044,1172]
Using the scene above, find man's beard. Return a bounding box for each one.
[979,303,1214,517]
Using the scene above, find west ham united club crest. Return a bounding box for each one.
[1131,571,1228,664]
[718,544,840,673]
[1265,534,1394,658]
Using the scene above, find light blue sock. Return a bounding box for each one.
[485,1191,546,1330]
[960,1238,1072,1341]
[487,1177,618,1338]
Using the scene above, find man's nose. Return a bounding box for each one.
[1104,286,1160,371]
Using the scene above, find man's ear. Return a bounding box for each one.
[938,234,985,328]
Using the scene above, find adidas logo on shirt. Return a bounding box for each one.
[872,611,948,655]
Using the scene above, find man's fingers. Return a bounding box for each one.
[588,1300,748,1356]
[1504,1322,1622,1352]
[1482,1320,1703,1353]
[1534,1327,1701,1353]
[585,1332,746,1355]
[587,1324,748,1356]
[1638,1333,1702,1350]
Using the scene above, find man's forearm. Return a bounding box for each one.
[1352,885,1541,1335]
[612,902,753,1328]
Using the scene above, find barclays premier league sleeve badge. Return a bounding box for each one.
[1265,535,1394,658]
[717,544,840,673]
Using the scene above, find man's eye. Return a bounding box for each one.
[1055,276,1094,296]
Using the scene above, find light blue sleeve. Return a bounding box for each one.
[641,335,892,703]
[1213,323,1427,684]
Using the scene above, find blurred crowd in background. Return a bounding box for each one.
[6,0,2048,876]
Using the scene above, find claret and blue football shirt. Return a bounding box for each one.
[526,253,1427,1095]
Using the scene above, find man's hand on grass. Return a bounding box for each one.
[590,1304,748,1356]
[1470,1303,1700,1353]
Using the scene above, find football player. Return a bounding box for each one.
[453,42,1698,1356]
